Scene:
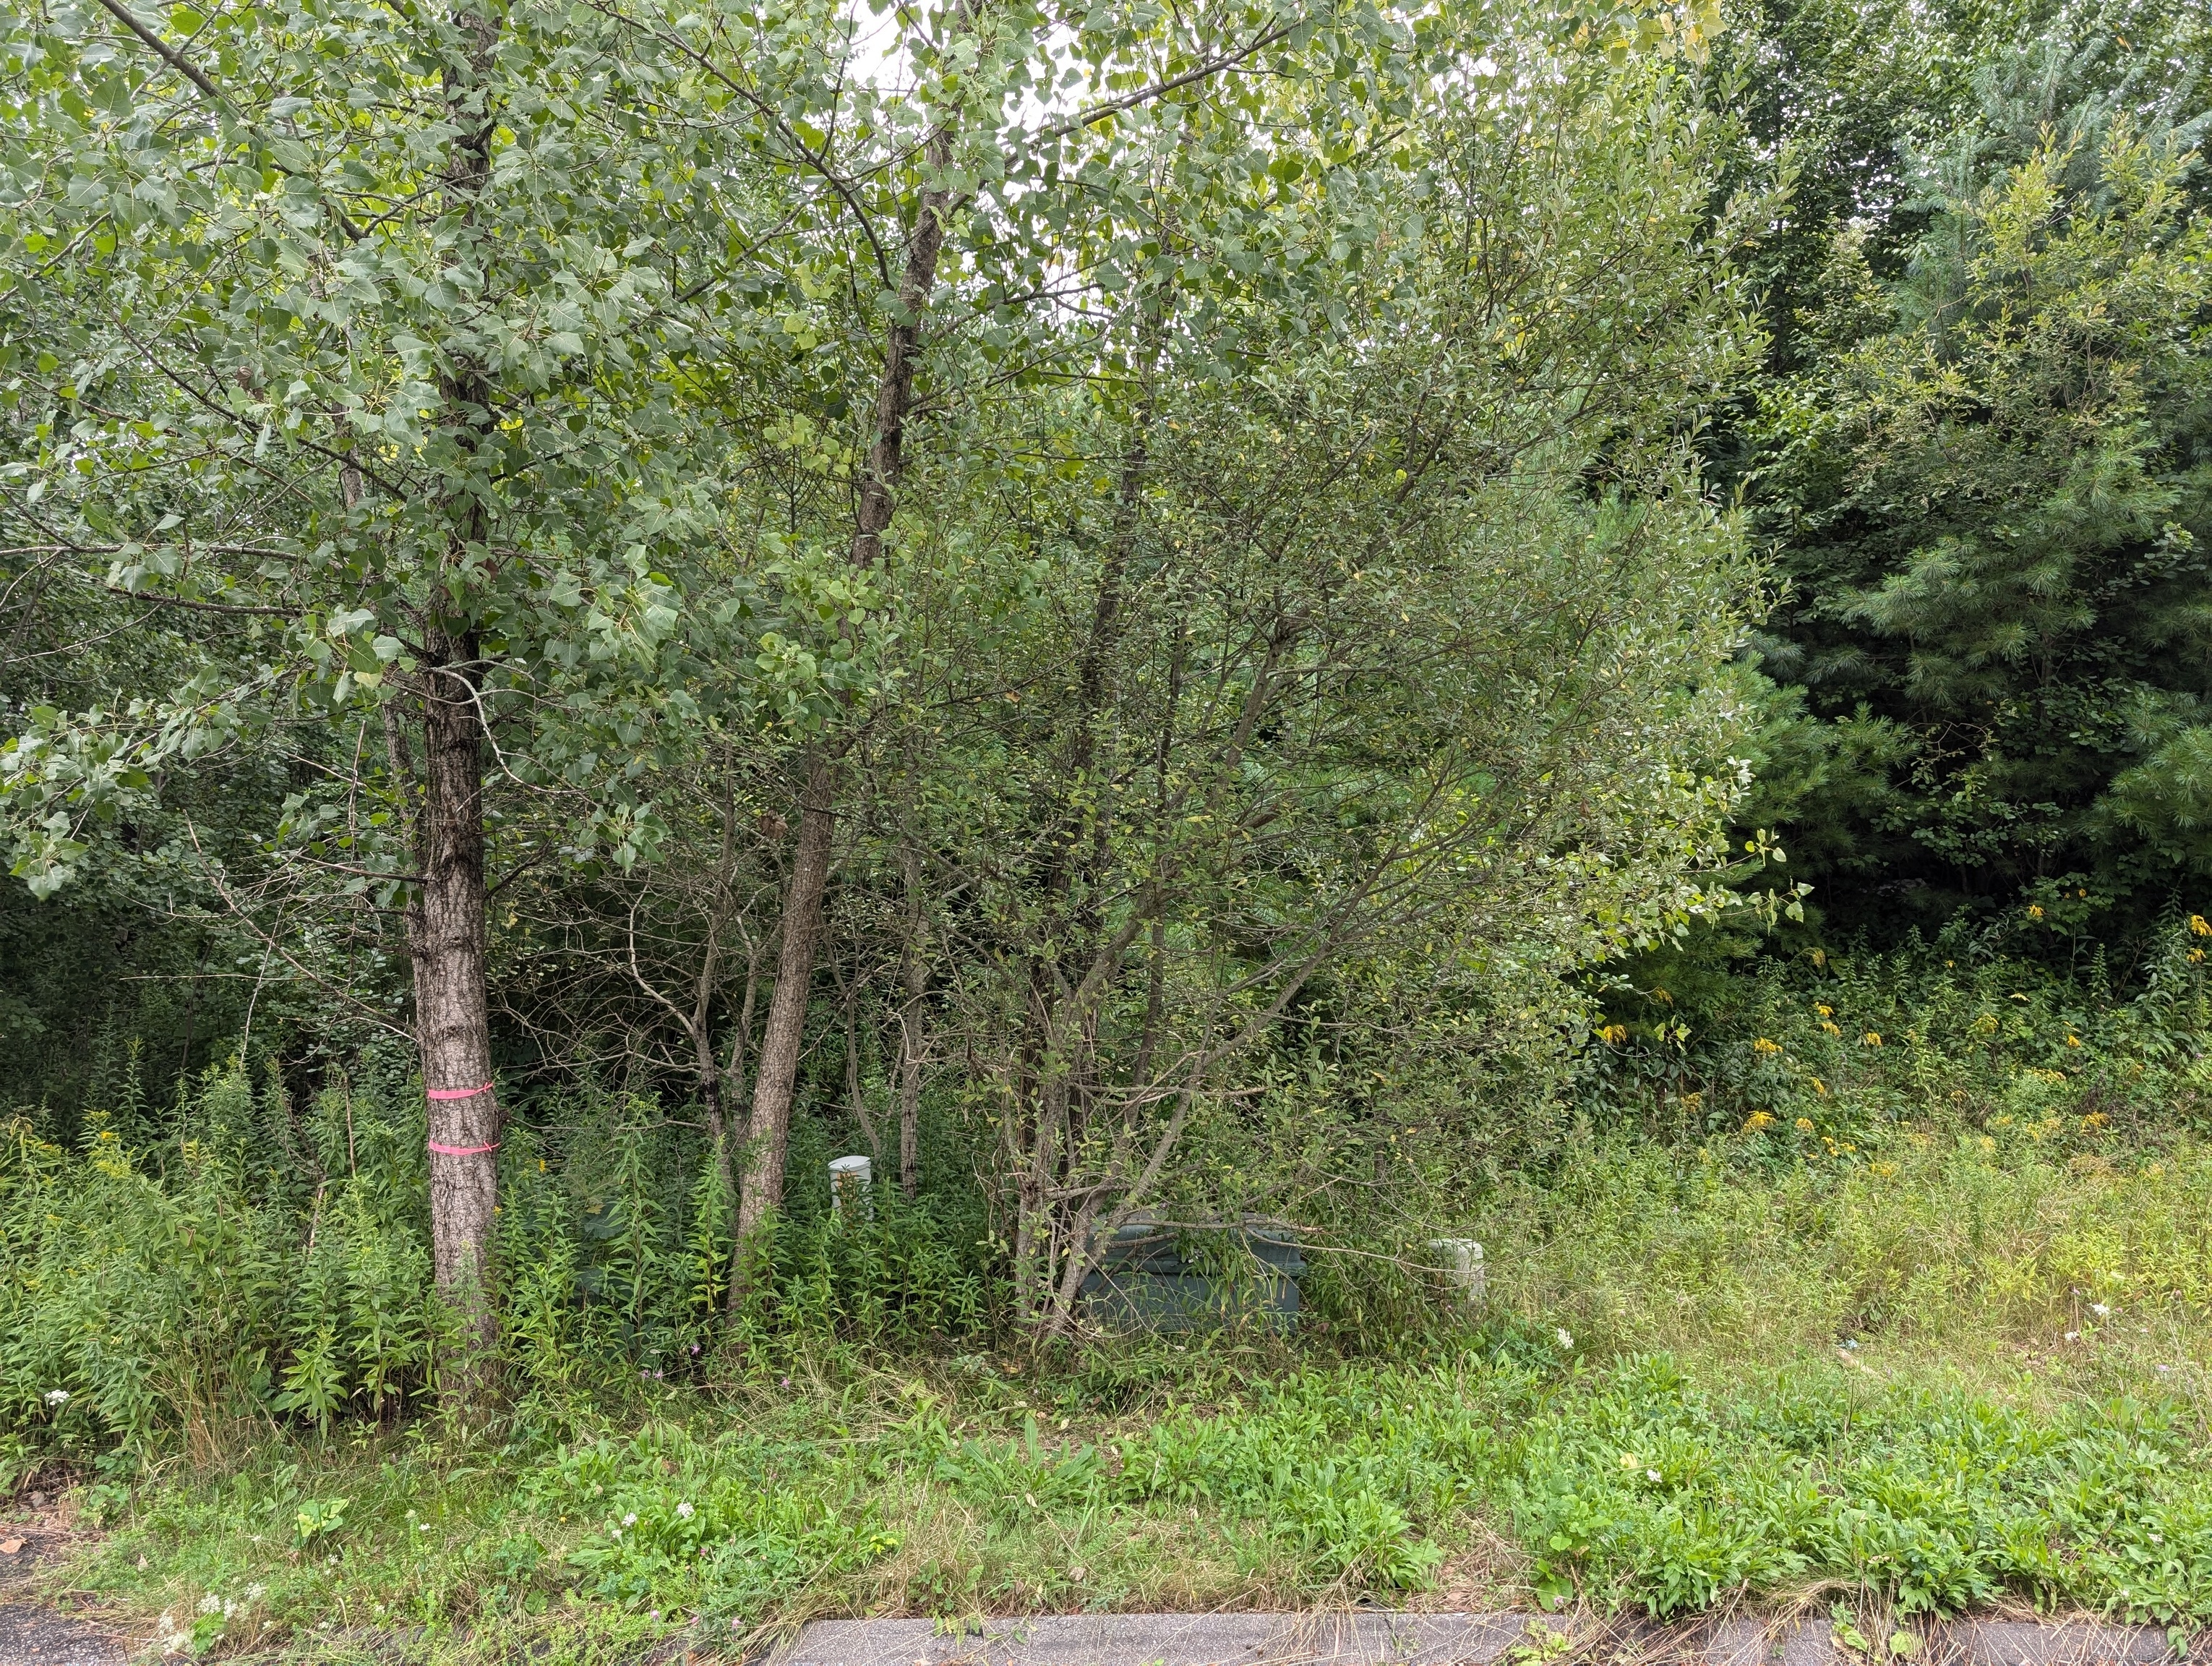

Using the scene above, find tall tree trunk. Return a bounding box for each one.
[731,69,965,1273]
[720,939,763,1315]
[896,845,927,1198]
[733,753,836,1260]
[400,0,505,1370]
[413,631,501,1354]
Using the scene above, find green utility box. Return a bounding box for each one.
[1078,1213,1306,1332]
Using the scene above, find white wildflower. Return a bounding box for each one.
[676,1502,694,1520]
[43,1388,68,1406]
[622,1511,638,1526]
[1555,1328,1573,1349]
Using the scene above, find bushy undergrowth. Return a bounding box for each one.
[0,1064,994,1474]
[1586,922,2212,1148]
[12,937,2212,1649]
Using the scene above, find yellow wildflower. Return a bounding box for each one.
[2192,915,2211,936]
[1814,1003,1833,1018]
[2027,905,2045,920]
[1752,1037,1783,1055]
[1861,1031,1882,1046]
[1820,1021,1842,1038]
[1744,1110,1776,1130]
[1795,1117,1814,1132]
[1810,1077,1827,1095]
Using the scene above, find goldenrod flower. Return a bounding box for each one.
[1861,1031,1882,1046]
[1744,1110,1776,1130]
[1752,1037,1782,1055]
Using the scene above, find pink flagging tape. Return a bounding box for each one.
[428,1140,500,1156]
[426,1082,494,1101]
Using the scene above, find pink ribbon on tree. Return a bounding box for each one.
[426,1082,499,1155]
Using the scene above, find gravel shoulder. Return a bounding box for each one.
[0,1523,129,1666]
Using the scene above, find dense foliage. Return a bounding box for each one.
[1,0,2212,1636]
[1745,3,2212,944]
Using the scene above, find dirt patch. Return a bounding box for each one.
[0,1496,131,1666]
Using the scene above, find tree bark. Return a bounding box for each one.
[412,631,501,1354]
[729,67,964,1272]
[732,753,836,1258]
[400,0,505,1371]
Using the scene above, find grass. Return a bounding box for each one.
[25,1106,2212,1664]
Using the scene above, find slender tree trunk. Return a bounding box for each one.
[896,846,927,1198]
[1013,412,1149,1329]
[413,631,500,1354]
[730,73,965,1270]
[721,941,763,1315]
[733,753,836,1258]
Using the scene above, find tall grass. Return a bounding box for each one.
[0,1061,995,1478]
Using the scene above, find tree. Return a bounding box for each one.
[1754,29,2212,948]
[823,15,1778,1330]
[0,0,831,1354]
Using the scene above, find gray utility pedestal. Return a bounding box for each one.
[1077,1213,1306,1332]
